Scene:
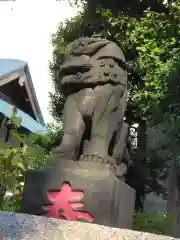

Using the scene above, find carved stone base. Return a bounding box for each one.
[20,158,135,229]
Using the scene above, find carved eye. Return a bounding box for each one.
[71,40,85,52]
[76,72,81,79]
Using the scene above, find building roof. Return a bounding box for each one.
[0,99,47,133]
[0,59,45,126]
[0,59,25,77]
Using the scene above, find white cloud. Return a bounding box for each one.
[0,0,79,123]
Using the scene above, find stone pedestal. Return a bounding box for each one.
[20,159,135,229]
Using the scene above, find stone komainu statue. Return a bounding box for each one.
[53,37,130,177]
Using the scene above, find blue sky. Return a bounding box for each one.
[0,0,78,123]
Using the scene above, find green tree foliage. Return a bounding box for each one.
[0,110,50,211]
[133,212,175,235]
[100,3,180,121]
[32,123,63,154]
[65,0,167,16]
[155,51,180,237]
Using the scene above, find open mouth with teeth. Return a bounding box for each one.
[60,63,92,77]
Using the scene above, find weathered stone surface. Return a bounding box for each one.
[0,211,179,240]
[20,161,135,228]
[53,37,130,177]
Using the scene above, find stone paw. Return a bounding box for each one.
[106,156,117,166]
[116,162,128,177]
[79,155,106,164]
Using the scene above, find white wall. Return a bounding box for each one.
[0,0,79,123]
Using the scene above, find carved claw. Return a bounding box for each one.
[79,155,107,164]
[116,162,128,177]
[79,154,128,177]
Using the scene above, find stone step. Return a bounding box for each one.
[0,211,178,240]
